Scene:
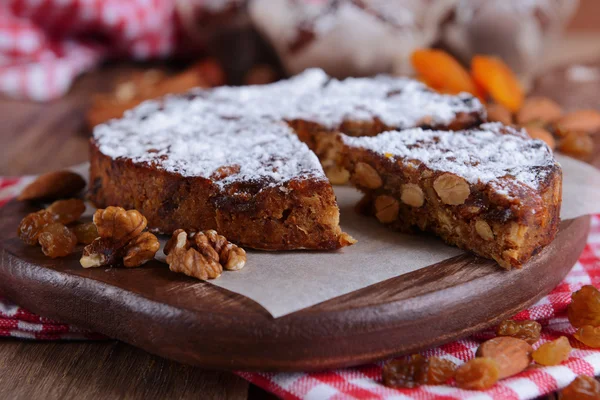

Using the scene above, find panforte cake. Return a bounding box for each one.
[90,68,486,250]
[338,122,562,268]
[90,110,354,250]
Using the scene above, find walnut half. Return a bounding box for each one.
[81,207,158,268]
[165,229,247,280]
[93,206,147,244]
[166,230,223,280]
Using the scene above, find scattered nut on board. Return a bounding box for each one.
[80,206,159,268]
[17,171,86,201]
[164,229,247,280]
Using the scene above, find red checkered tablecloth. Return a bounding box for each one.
[1,175,600,400]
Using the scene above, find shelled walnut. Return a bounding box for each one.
[80,206,159,268]
[164,229,247,280]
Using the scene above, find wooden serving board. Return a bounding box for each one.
[0,199,590,372]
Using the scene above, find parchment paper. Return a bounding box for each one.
[44,157,600,318]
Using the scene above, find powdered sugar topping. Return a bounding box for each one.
[94,68,485,188]
[168,68,484,129]
[342,122,557,191]
[94,112,325,187]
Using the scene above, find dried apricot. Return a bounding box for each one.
[17,210,55,245]
[38,223,77,258]
[382,354,456,388]
[46,198,86,225]
[560,375,600,400]
[71,222,99,245]
[574,325,600,348]
[496,320,542,344]
[411,49,481,98]
[455,358,499,390]
[558,131,594,160]
[532,337,571,366]
[471,55,524,112]
[568,285,600,328]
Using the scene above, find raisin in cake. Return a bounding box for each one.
[90,108,354,250]
[338,122,562,268]
[178,68,486,176]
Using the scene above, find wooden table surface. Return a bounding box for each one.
[2,33,600,399]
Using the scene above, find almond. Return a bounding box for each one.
[476,337,532,379]
[555,109,600,135]
[558,132,594,161]
[433,174,470,205]
[475,220,494,241]
[400,184,424,207]
[374,195,399,223]
[353,162,382,189]
[525,126,556,150]
[487,103,513,125]
[517,97,562,125]
[18,171,86,201]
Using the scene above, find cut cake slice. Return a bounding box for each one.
[338,122,562,268]
[90,108,354,250]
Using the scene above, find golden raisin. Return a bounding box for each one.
[574,325,600,348]
[382,355,456,388]
[38,223,77,258]
[496,320,542,344]
[17,210,55,245]
[46,198,86,225]
[455,358,499,390]
[568,285,600,328]
[558,132,594,160]
[71,222,99,245]
[560,375,600,400]
[532,337,572,366]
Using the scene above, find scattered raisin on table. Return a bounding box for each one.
[560,375,600,400]
[71,222,99,245]
[17,210,55,245]
[455,358,499,390]
[574,326,600,348]
[568,285,600,328]
[496,320,542,344]
[532,336,572,366]
[38,223,77,258]
[382,354,456,388]
[46,198,86,224]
